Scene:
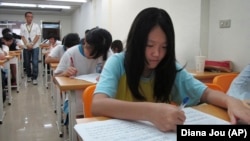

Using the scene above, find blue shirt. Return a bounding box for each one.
[95,52,207,106]
[227,64,250,100]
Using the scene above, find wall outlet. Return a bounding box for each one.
[219,19,231,28]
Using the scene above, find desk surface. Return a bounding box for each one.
[54,76,95,91]
[50,63,58,70]
[76,103,230,124]
[0,59,8,65]
[189,70,237,79]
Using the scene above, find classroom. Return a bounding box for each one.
[0,0,249,141]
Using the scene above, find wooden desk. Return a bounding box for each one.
[189,70,238,83]
[9,52,22,93]
[75,104,230,141]
[50,63,58,70]
[3,56,13,105]
[76,104,229,124]
[49,62,58,113]
[54,76,95,140]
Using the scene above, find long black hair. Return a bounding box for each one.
[125,7,179,102]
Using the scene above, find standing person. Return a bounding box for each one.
[20,11,41,85]
[92,7,250,131]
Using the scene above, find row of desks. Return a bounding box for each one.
[49,66,234,141]
[0,50,23,124]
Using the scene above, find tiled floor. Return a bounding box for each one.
[0,64,69,141]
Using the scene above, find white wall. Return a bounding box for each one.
[208,0,250,71]
[1,0,249,71]
[73,0,202,69]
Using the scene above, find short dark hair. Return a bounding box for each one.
[2,28,21,39]
[85,27,112,61]
[2,28,11,35]
[3,33,13,41]
[47,33,58,40]
[111,40,123,53]
[25,11,33,17]
[64,33,80,48]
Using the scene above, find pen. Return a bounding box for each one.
[70,57,74,67]
[179,96,189,109]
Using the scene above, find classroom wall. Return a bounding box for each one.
[72,0,202,69]
[1,0,249,71]
[208,0,250,71]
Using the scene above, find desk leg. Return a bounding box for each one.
[51,73,56,113]
[69,90,77,141]
[6,61,12,105]
[0,70,6,124]
[45,63,48,89]
[10,57,19,93]
[56,85,63,137]
[11,57,20,93]
[21,50,24,78]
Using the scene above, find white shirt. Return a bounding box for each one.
[20,22,41,48]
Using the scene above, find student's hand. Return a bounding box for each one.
[96,75,100,81]
[63,66,77,77]
[0,53,5,60]
[226,97,250,124]
[148,103,186,132]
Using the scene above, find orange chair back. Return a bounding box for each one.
[82,85,96,118]
[205,83,223,92]
[212,73,238,93]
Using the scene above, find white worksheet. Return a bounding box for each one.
[74,107,230,141]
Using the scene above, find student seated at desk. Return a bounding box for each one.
[0,42,7,102]
[92,7,250,132]
[2,33,21,85]
[110,39,123,53]
[227,64,250,100]
[54,27,112,117]
[40,33,61,72]
[45,33,80,64]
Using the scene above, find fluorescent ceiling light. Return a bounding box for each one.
[38,5,71,9]
[0,2,36,7]
[47,0,87,3]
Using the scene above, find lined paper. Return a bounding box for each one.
[74,107,230,141]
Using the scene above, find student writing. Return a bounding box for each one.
[92,7,250,132]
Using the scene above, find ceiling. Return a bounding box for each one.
[0,0,84,15]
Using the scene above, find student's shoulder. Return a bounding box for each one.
[109,52,125,61]
[106,52,125,67]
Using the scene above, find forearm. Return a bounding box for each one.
[200,88,229,109]
[32,35,40,45]
[92,94,154,121]
[21,36,28,46]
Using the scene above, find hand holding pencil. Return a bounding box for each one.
[62,57,77,77]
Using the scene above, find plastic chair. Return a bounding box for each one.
[205,83,223,92]
[82,85,96,118]
[212,73,238,93]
